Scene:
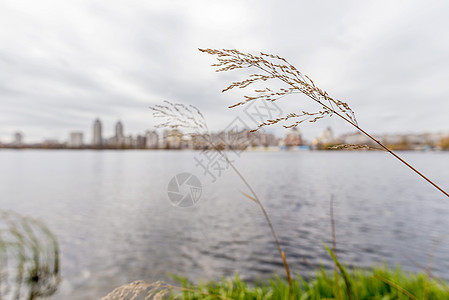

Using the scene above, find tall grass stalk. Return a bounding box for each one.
[149,102,293,290]
[199,48,449,199]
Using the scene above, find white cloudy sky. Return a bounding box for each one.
[1,0,448,143]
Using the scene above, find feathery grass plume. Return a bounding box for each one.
[150,101,208,132]
[149,101,212,149]
[149,101,293,290]
[200,48,449,199]
[199,48,358,129]
[0,210,60,299]
[101,280,234,300]
[100,280,175,300]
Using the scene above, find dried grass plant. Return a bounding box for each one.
[101,279,235,300]
[149,101,292,289]
[101,280,172,300]
[199,48,449,199]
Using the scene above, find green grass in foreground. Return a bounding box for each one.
[172,266,449,299]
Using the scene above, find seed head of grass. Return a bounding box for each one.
[149,101,213,147]
[199,48,358,131]
[149,101,208,134]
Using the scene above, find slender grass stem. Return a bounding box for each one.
[201,48,449,200]
[212,145,293,290]
[149,102,294,291]
[330,107,449,199]
[256,60,449,199]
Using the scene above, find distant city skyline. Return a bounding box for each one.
[1,117,448,152]
[3,111,449,145]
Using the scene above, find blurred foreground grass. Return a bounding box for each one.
[173,266,449,300]
[0,210,60,299]
[103,265,449,299]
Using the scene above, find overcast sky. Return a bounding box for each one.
[1,0,449,143]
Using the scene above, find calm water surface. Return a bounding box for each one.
[0,150,449,299]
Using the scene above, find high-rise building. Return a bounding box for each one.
[166,129,183,149]
[319,127,334,144]
[13,132,23,146]
[115,121,124,146]
[145,130,159,149]
[284,128,303,147]
[69,132,84,148]
[124,135,133,147]
[162,130,169,149]
[134,134,146,149]
[260,133,278,147]
[92,119,103,147]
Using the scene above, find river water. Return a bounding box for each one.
[0,149,448,299]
